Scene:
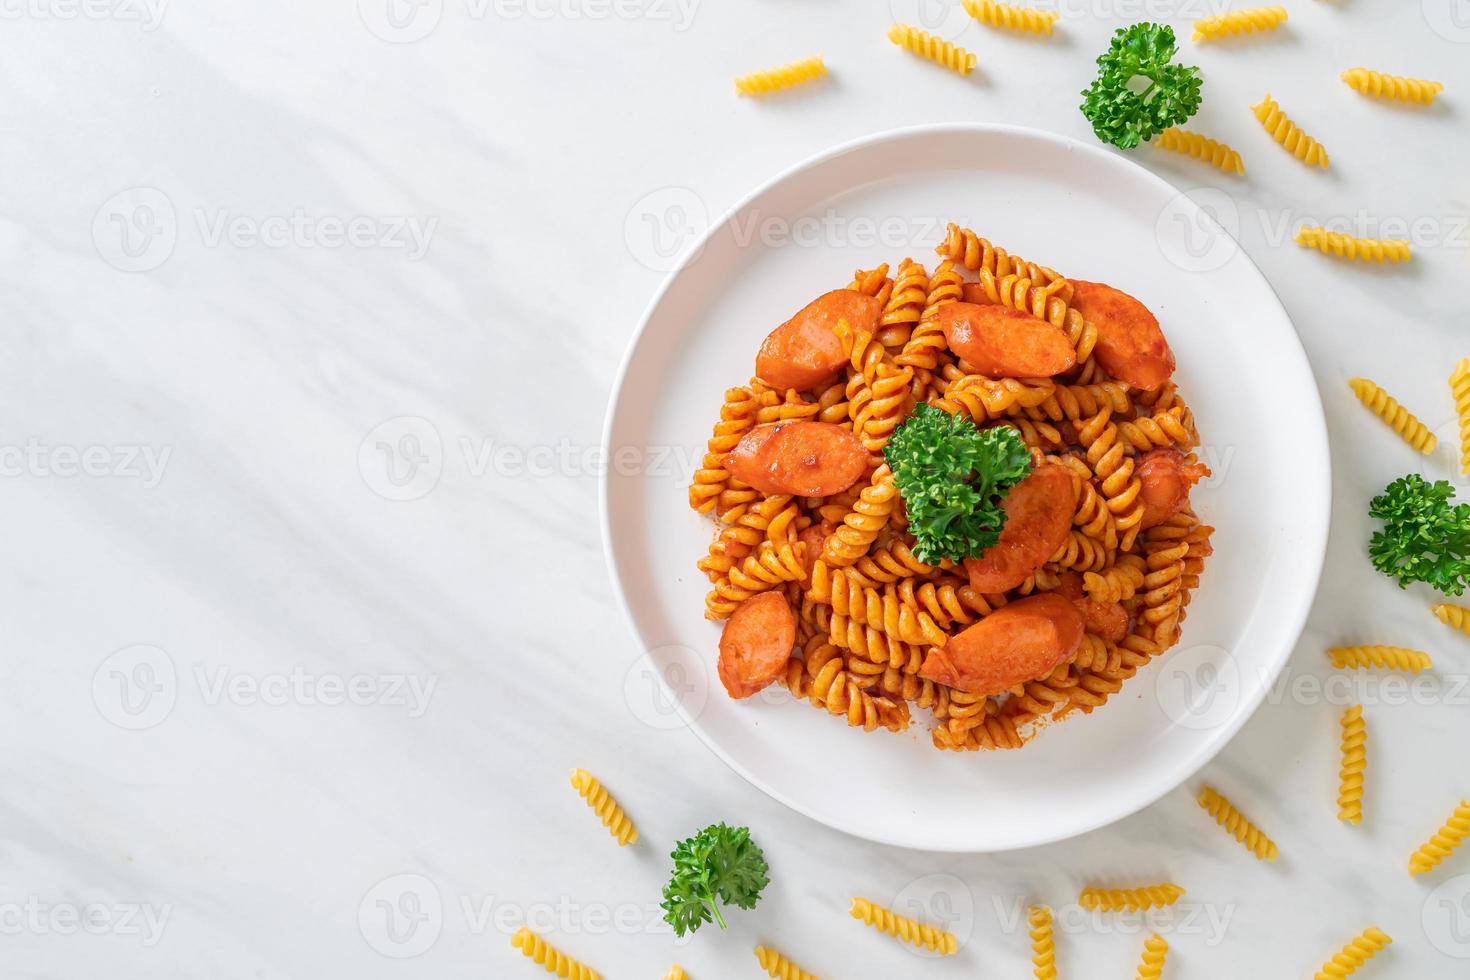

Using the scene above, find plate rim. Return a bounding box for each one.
[599,121,1332,852]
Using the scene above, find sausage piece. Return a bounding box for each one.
[1068,280,1175,392]
[936,303,1077,379]
[918,594,1084,697]
[1137,449,1210,530]
[1054,572,1129,643]
[718,591,796,699]
[964,462,1076,593]
[755,289,882,391]
[797,522,834,585]
[725,421,869,497]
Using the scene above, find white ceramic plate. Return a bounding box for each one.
[601,124,1329,852]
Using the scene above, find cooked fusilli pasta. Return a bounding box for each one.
[1348,377,1436,453]
[1312,927,1391,979]
[1409,799,1470,877]
[1080,883,1184,912]
[568,768,638,846]
[1198,785,1278,861]
[1451,358,1470,474]
[1028,905,1056,980]
[1134,933,1168,979]
[1193,5,1287,41]
[1341,67,1444,105]
[754,944,818,980]
[887,23,977,76]
[1296,227,1410,263]
[1338,704,1365,825]
[735,56,827,96]
[1252,94,1329,168]
[1328,645,1432,673]
[1154,127,1245,175]
[849,897,958,954]
[511,927,602,980]
[962,0,1059,35]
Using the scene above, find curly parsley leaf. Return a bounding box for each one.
[1080,22,1203,150]
[1368,474,1470,596]
[883,403,1032,565]
[661,823,769,938]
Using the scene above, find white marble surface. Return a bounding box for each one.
[4,0,1469,976]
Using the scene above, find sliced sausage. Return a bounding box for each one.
[918,594,1084,697]
[935,303,1077,379]
[964,462,1076,592]
[755,289,882,391]
[1068,280,1175,391]
[725,421,869,497]
[959,282,996,306]
[718,591,796,699]
[797,522,833,585]
[1055,572,1129,643]
[1137,449,1210,530]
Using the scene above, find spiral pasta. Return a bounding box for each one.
[735,56,827,97]
[1341,67,1444,105]
[878,258,930,350]
[822,465,900,566]
[1154,127,1246,176]
[1028,906,1056,980]
[1451,358,1470,474]
[688,387,766,512]
[663,966,687,980]
[1252,94,1329,168]
[1312,927,1391,979]
[1078,409,1145,551]
[1193,5,1286,41]
[849,897,958,954]
[887,23,977,76]
[568,768,638,846]
[1133,933,1167,980]
[1338,704,1365,825]
[1434,602,1470,635]
[1327,645,1432,673]
[1409,799,1470,876]
[1348,377,1436,454]
[1296,227,1410,264]
[511,927,602,980]
[962,0,1059,35]
[1198,785,1278,861]
[1080,883,1185,912]
[754,944,818,980]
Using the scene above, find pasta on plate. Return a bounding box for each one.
[687,224,1214,751]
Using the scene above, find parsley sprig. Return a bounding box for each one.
[1369,474,1470,596]
[1080,23,1203,150]
[660,823,769,938]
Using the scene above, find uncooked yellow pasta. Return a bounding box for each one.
[1328,645,1432,673]
[1154,127,1245,175]
[754,944,819,980]
[663,966,687,980]
[1312,927,1391,979]
[735,56,828,97]
[1134,933,1168,979]
[1409,799,1470,876]
[1451,358,1470,474]
[1080,883,1184,912]
[887,23,977,76]
[1029,906,1056,980]
[1252,94,1329,168]
[1348,377,1436,454]
[1193,5,1286,41]
[1341,67,1444,105]
[1338,705,1365,825]
[962,0,1059,35]
[1296,227,1411,263]
[1198,785,1278,860]
[568,768,638,846]
[1434,602,1470,635]
[849,897,958,954]
[511,927,602,980]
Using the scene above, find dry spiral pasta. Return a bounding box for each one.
[1328,645,1432,673]
[1338,705,1366,825]
[887,23,976,76]
[1154,127,1245,175]
[849,897,958,954]
[568,768,638,846]
[1198,785,1278,860]
[1348,377,1436,454]
[1408,799,1470,876]
[1434,602,1470,635]
[1252,94,1329,168]
[962,0,1059,35]
[1312,927,1391,979]
[1028,906,1056,980]
[754,944,818,980]
[1341,67,1443,105]
[1451,358,1470,474]
[1080,883,1184,912]
[1192,5,1287,41]
[735,56,827,96]
[663,967,687,980]
[1134,933,1168,980]
[511,927,602,980]
[1296,227,1411,264]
